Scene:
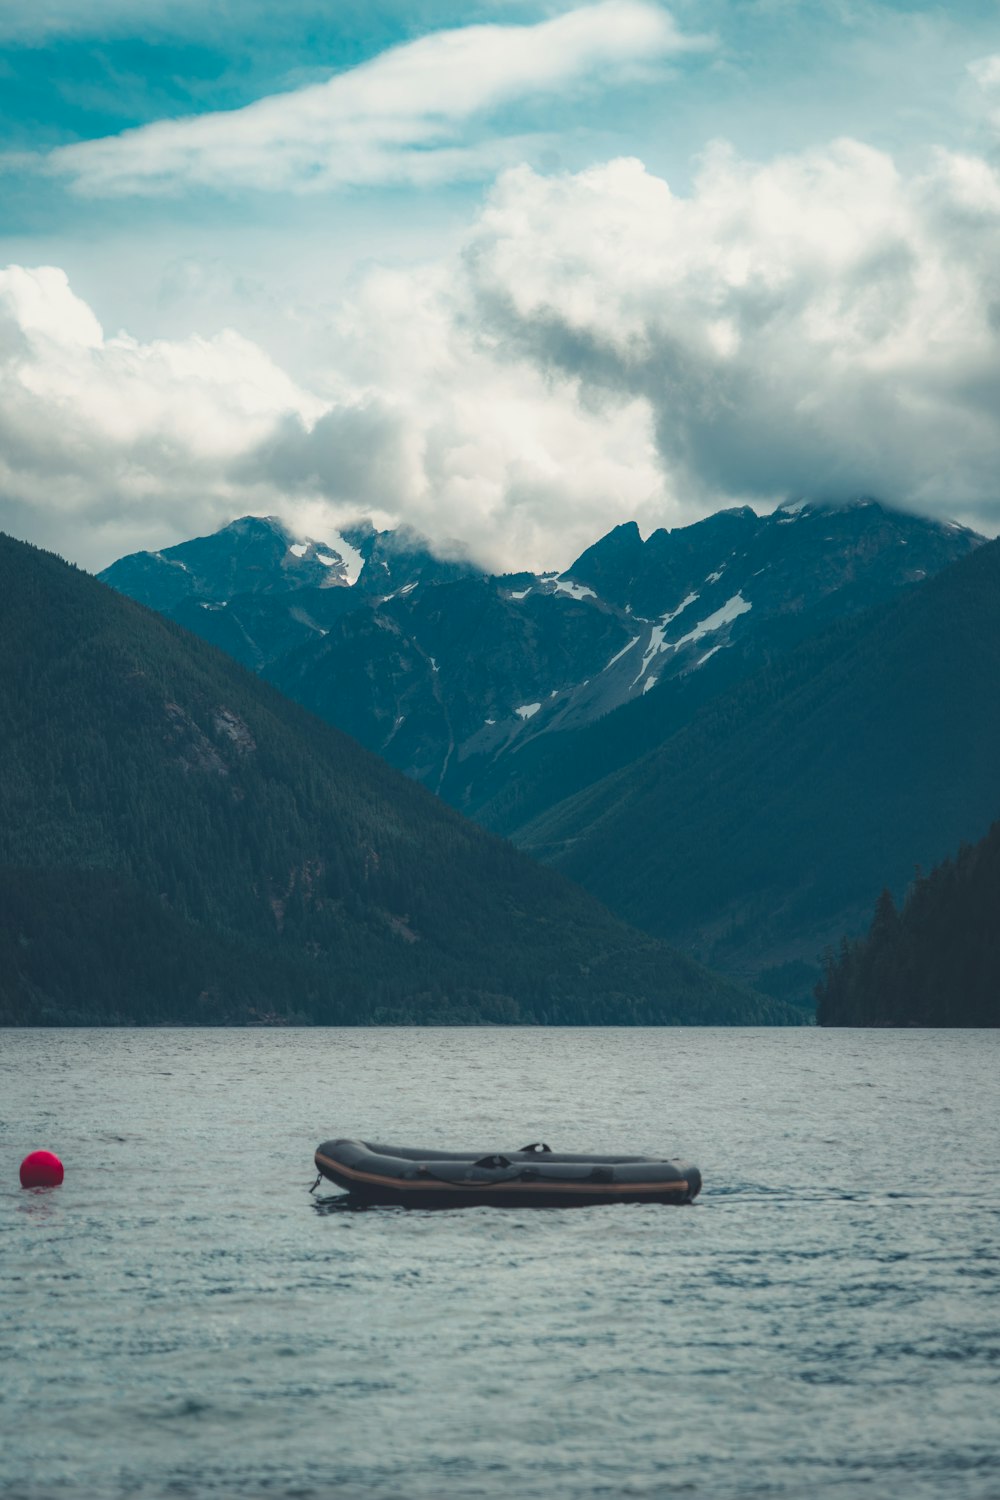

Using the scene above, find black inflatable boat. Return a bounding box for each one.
[314,1139,701,1208]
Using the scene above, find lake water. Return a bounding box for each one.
[1,1027,998,1500]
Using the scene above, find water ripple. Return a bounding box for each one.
[1,1026,998,1500]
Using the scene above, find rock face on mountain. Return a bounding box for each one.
[2,531,784,1026]
[101,501,981,825]
[102,513,364,608]
[101,516,478,673]
[519,537,1000,993]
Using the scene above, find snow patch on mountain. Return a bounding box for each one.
[516,703,541,720]
[664,591,700,626]
[675,593,752,649]
[629,591,750,687]
[605,636,640,670]
[696,643,727,668]
[553,579,596,601]
[286,533,361,582]
[327,531,365,584]
[631,592,700,686]
[632,624,670,687]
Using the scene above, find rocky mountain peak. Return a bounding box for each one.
[564,520,645,602]
[103,499,984,836]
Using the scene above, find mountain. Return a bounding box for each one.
[516,537,1000,996]
[101,501,981,826]
[0,532,788,1026]
[100,515,477,673]
[817,824,1000,1027]
[101,513,364,609]
[468,500,983,833]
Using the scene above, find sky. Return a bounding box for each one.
[1,0,999,571]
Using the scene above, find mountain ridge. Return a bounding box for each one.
[100,500,981,830]
[1,531,788,1026]
[516,536,1000,988]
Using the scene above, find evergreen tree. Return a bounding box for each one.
[817,831,1000,1026]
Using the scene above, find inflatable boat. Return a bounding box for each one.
[314,1138,701,1208]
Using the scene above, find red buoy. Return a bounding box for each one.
[19,1150,64,1188]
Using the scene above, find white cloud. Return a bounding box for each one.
[447,142,1000,518]
[0,265,323,565]
[969,52,1000,133]
[245,136,1000,555]
[44,2,706,197]
[6,128,1000,573]
[0,260,662,572]
[241,252,667,569]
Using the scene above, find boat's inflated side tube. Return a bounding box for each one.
[314,1139,701,1208]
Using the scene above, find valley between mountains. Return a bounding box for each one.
[0,532,785,1027]
[100,497,998,1015]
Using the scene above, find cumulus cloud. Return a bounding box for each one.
[449,142,1000,522]
[238,256,666,569]
[242,135,1000,553]
[0,265,323,565]
[5,126,1000,572]
[44,2,705,196]
[0,261,661,571]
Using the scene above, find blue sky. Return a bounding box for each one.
[1,1,999,568]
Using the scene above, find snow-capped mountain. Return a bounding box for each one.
[518,532,1000,998]
[101,514,365,608]
[101,498,982,818]
[6,530,781,1027]
[100,515,477,670]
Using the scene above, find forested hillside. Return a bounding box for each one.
[518,539,1000,990]
[817,825,1000,1026]
[0,533,789,1026]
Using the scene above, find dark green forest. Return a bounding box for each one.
[817,824,1000,1027]
[519,538,1000,986]
[0,534,793,1026]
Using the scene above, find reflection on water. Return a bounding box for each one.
[2,1026,999,1500]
